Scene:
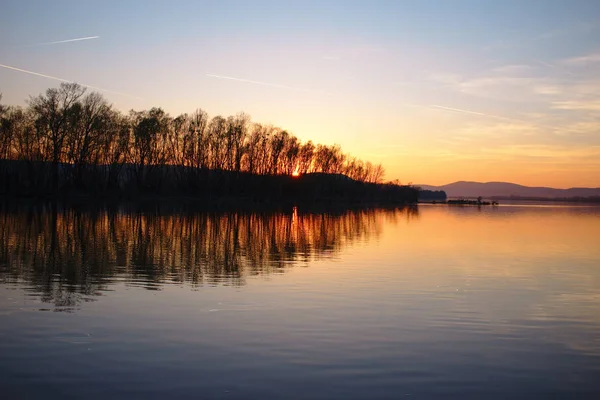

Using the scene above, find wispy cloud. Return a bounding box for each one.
[481,144,600,161]
[552,100,600,111]
[426,72,463,87]
[424,69,538,101]
[206,73,333,95]
[533,85,562,95]
[562,53,600,66]
[491,64,534,75]
[427,60,580,103]
[531,57,575,76]
[17,36,99,48]
[534,21,596,42]
[0,63,143,99]
[428,104,579,136]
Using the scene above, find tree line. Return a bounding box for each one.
[0,84,387,195]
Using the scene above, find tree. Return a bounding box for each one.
[281,134,300,174]
[370,163,385,183]
[297,141,315,173]
[226,113,249,172]
[28,83,86,190]
[64,91,112,187]
[268,129,287,174]
[1,84,404,197]
[131,107,170,190]
[181,109,209,170]
[99,110,130,190]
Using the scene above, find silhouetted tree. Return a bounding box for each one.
[131,107,170,190]
[28,83,86,191]
[64,92,112,188]
[0,84,409,198]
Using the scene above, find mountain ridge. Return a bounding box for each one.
[417,181,600,198]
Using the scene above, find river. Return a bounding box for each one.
[1,202,599,399]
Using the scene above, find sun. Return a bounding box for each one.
[292,166,300,177]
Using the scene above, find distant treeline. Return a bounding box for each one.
[0,84,400,202]
[417,189,447,201]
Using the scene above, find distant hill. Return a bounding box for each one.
[417,181,600,199]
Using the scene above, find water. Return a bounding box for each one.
[1,202,599,399]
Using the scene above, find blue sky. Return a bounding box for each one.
[2,0,600,187]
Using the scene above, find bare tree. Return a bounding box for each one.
[226,113,249,172]
[131,107,170,190]
[207,115,227,170]
[1,84,402,196]
[100,110,131,190]
[297,141,315,173]
[268,129,287,174]
[28,83,86,190]
[64,91,112,187]
[370,163,385,183]
[281,134,300,174]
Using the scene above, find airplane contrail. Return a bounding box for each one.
[430,104,521,122]
[530,57,575,76]
[0,63,143,100]
[430,104,567,132]
[18,36,100,48]
[206,73,333,95]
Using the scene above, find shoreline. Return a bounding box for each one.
[0,192,417,213]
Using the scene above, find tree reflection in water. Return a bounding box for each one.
[0,202,417,309]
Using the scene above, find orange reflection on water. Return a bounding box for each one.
[0,204,417,306]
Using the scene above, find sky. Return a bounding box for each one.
[1,0,599,188]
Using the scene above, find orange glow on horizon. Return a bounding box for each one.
[292,166,300,177]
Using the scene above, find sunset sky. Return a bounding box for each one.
[1,0,599,188]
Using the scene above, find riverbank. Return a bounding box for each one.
[0,169,419,208]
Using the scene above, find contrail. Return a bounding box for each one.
[430,104,565,132]
[0,63,143,100]
[206,73,333,95]
[531,57,575,76]
[430,104,520,122]
[18,36,100,48]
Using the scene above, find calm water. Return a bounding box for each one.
[1,202,600,399]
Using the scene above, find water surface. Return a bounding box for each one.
[1,202,599,399]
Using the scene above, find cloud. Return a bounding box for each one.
[428,105,585,137]
[531,57,575,76]
[480,144,600,161]
[0,63,143,99]
[425,66,542,101]
[490,64,534,75]
[426,59,596,105]
[552,100,600,111]
[532,79,600,113]
[446,112,599,148]
[534,85,562,95]
[456,121,541,139]
[17,36,99,48]
[426,72,463,86]
[534,21,596,42]
[457,76,533,94]
[206,73,333,95]
[562,53,600,66]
